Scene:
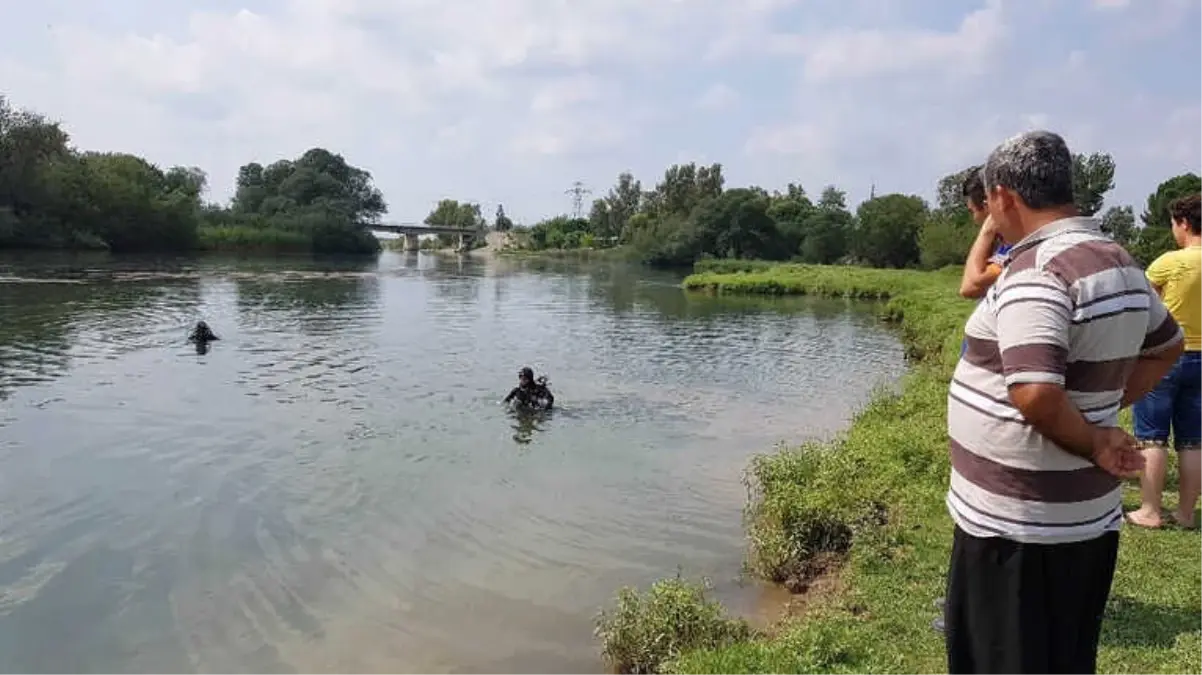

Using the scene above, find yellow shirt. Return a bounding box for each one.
[1146,245,1202,351]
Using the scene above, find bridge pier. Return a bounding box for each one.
[404,233,420,251]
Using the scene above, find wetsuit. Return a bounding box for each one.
[504,383,554,410]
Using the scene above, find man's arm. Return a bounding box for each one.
[543,388,554,409]
[959,217,1002,299]
[994,270,1101,460]
[503,387,518,404]
[1121,290,1184,407]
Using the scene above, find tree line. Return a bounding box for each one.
[3,92,1196,265]
[0,94,385,255]
[506,158,1198,268]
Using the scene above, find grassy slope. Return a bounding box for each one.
[670,264,1200,674]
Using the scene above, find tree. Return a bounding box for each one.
[1130,173,1202,264]
[494,204,513,231]
[596,171,642,243]
[424,199,484,229]
[694,188,782,260]
[587,198,615,242]
[853,194,928,268]
[799,208,851,264]
[528,215,590,250]
[817,186,847,212]
[215,148,386,254]
[918,211,976,269]
[644,162,724,218]
[767,183,814,257]
[0,95,76,247]
[1099,205,1135,247]
[1071,152,1115,217]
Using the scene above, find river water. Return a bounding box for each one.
[0,251,904,673]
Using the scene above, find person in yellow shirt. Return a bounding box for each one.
[1128,193,1201,529]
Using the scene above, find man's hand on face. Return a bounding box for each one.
[1089,426,1145,479]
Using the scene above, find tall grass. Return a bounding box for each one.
[595,575,754,674]
[597,262,1201,674]
[196,225,311,253]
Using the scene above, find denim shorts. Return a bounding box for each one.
[1133,350,1202,450]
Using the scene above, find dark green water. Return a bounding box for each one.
[0,251,904,673]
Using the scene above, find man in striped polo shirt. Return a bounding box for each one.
[944,131,1185,674]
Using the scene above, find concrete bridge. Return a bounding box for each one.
[366,223,482,252]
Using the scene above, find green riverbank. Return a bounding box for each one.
[596,264,1201,674]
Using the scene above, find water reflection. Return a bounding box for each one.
[0,254,206,403]
[509,407,552,445]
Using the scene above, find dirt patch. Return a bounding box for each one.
[744,553,846,635]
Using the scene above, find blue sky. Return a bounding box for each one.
[2,0,1198,223]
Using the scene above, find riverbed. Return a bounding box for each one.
[0,251,904,673]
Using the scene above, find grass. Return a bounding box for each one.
[497,245,638,261]
[196,225,311,253]
[595,575,755,674]
[597,263,1201,674]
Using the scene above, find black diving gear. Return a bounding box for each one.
[504,367,554,410]
[188,321,219,343]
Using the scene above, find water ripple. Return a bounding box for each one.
[0,252,905,672]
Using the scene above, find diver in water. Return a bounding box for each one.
[188,321,219,343]
[503,367,554,411]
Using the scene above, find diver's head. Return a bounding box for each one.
[196,321,209,331]
[518,366,534,385]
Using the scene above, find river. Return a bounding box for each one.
[0,251,904,673]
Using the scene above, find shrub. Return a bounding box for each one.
[595,575,754,674]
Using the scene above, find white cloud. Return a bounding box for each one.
[743,124,831,157]
[0,0,1196,222]
[696,83,740,111]
[767,0,1006,83]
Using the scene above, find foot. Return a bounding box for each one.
[1124,509,1163,529]
[1170,512,1197,529]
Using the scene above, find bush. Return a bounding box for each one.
[595,575,754,674]
[196,225,310,252]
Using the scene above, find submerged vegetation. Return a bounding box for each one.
[596,264,1201,674]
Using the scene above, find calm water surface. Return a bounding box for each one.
[0,251,904,673]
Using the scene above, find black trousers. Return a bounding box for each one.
[944,526,1119,674]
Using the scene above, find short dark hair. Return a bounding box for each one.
[519,366,534,380]
[961,165,986,208]
[1169,194,1201,234]
[982,131,1075,210]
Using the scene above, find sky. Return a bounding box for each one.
[1,0,1199,224]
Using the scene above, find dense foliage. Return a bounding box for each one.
[201,147,386,254]
[3,91,1195,263]
[0,94,386,254]
[513,155,1193,270]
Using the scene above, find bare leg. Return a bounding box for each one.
[1128,442,1169,528]
[1174,448,1201,528]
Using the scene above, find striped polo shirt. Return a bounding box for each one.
[947,216,1184,543]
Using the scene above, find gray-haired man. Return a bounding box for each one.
[943,131,1184,673]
